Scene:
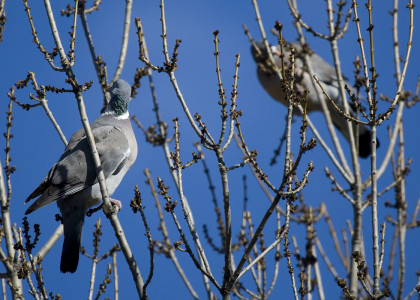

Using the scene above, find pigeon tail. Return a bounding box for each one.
[60,208,85,273]
[358,131,380,158]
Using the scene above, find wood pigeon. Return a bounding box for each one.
[25,79,138,273]
[251,41,377,158]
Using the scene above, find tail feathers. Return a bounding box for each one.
[358,131,371,158]
[25,194,58,215]
[329,111,379,158]
[25,183,47,204]
[358,131,380,158]
[60,208,85,273]
[25,163,58,213]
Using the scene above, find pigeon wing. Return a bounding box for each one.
[95,125,131,178]
[25,125,130,214]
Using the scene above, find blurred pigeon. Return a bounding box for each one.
[25,79,138,273]
[251,41,377,158]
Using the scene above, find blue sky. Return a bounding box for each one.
[1,0,419,299]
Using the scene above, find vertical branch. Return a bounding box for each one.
[130,185,154,298]
[325,1,361,199]
[370,123,379,299]
[0,0,5,43]
[282,49,294,181]
[156,177,221,291]
[222,54,240,152]
[326,0,359,162]
[1,98,23,298]
[158,0,171,64]
[349,191,363,295]
[87,219,102,300]
[79,4,109,105]
[312,246,325,300]
[217,149,233,293]
[378,223,386,273]
[4,100,14,207]
[391,0,402,83]
[135,20,166,138]
[251,0,278,76]
[265,212,282,298]
[171,119,216,295]
[213,30,228,147]
[88,257,98,300]
[284,231,299,300]
[396,126,407,300]
[93,264,112,300]
[113,251,119,300]
[67,0,78,66]
[363,1,380,297]
[1,278,6,300]
[144,169,199,299]
[196,143,226,250]
[110,0,133,83]
[80,9,103,81]
[389,12,408,297]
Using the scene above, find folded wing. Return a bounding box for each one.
[25,125,130,214]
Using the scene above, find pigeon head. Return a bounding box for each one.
[251,41,285,76]
[250,41,270,64]
[107,79,131,117]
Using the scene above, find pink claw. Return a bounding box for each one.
[110,198,122,210]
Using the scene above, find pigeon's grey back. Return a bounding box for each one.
[250,41,375,158]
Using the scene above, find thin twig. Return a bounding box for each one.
[144,170,199,299]
[110,0,132,84]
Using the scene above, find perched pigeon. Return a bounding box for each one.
[251,41,377,158]
[25,79,138,273]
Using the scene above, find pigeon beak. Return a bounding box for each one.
[270,45,278,53]
[269,46,282,58]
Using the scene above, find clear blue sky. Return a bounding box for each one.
[1,0,419,299]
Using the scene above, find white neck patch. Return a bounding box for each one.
[103,110,129,120]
